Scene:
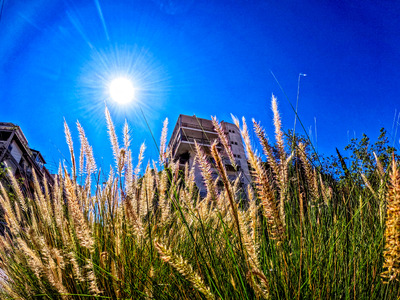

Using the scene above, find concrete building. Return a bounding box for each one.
[168,114,250,198]
[0,122,54,193]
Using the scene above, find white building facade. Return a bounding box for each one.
[168,114,250,198]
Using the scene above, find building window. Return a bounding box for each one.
[235,142,238,145]
[237,155,241,158]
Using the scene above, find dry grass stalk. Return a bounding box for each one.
[381,159,400,282]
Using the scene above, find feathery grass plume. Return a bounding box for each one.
[0,182,21,235]
[253,118,290,221]
[79,140,84,177]
[382,159,400,282]
[144,162,155,215]
[247,269,270,299]
[117,148,126,176]
[124,191,145,239]
[319,173,331,206]
[29,232,68,294]
[374,151,385,178]
[159,118,168,164]
[154,240,215,300]
[195,140,218,201]
[125,149,134,192]
[210,141,241,239]
[64,119,77,181]
[64,173,94,251]
[271,94,286,164]
[52,174,68,245]
[212,116,236,169]
[230,113,240,129]
[271,96,290,207]
[298,142,319,202]
[361,173,377,199]
[237,209,260,271]
[123,119,131,150]
[158,168,169,225]
[77,120,97,175]
[5,166,27,213]
[85,258,102,295]
[240,116,285,242]
[134,142,146,178]
[105,106,120,168]
[252,119,279,180]
[66,251,84,283]
[247,185,258,244]
[31,169,52,227]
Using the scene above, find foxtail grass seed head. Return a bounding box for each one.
[382,159,400,282]
[64,119,76,180]
[3,106,400,299]
[155,241,215,300]
[160,118,168,164]
[271,94,286,164]
[105,106,120,168]
[212,116,236,168]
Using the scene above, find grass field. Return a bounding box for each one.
[0,97,399,299]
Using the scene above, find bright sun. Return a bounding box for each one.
[109,77,135,104]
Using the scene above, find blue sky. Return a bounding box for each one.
[0,0,399,174]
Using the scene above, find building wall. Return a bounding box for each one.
[10,141,23,164]
[169,115,250,199]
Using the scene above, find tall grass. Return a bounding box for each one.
[0,100,399,299]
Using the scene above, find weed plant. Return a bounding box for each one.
[0,96,399,299]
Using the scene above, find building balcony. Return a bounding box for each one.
[180,121,215,134]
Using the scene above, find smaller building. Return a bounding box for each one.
[168,114,250,198]
[0,122,54,194]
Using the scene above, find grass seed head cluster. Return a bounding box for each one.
[0,97,399,299]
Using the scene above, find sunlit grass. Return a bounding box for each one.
[0,97,399,299]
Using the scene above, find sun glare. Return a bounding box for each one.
[109,77,135,104]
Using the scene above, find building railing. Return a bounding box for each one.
[181,122,215,133]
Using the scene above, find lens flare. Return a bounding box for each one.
[109,77,135,104]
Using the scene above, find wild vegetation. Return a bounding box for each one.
[0,96,399,299]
